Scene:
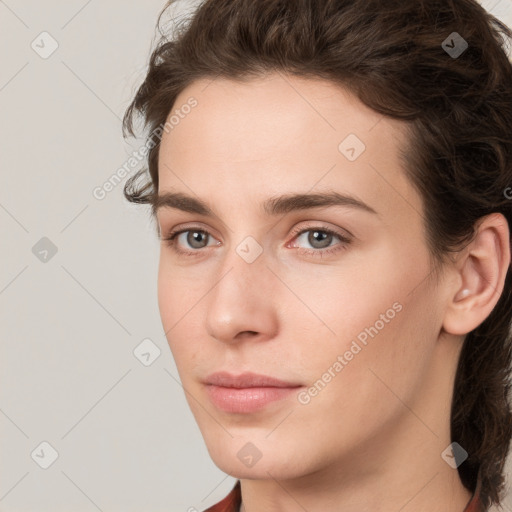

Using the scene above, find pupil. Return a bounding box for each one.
[189,231,206,248]
[310,230,331,248]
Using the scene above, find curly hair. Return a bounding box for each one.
[122,0,512,508]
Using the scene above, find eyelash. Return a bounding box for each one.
[162,224,351,259]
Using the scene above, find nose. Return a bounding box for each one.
[205,243,279,346]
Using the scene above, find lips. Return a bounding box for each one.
[204,371,302,388]
[203,371,304,413]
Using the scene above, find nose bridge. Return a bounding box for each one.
[210,237,267,313]
[205,235,276,342]
[216,230,269,297]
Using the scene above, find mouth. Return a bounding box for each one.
[203,371,304,413]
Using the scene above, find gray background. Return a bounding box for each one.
[1,1,511,511]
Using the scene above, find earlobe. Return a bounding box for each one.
[442,213,511,336]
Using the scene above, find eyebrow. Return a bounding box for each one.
[152,190,378,218]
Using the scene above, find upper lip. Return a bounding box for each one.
[204,371,302,388]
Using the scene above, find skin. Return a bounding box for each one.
[155,73,510,512]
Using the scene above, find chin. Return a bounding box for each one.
[205,437,315,481]
[211,454,304,481]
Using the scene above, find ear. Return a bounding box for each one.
[442,213,511,336]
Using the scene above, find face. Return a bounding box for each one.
[156,73,450,481]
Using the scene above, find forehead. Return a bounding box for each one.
[157,73,422,226]
[164,74,392,160]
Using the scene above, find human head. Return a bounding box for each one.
[123,0,512,508]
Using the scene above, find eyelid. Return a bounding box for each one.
[287,222,352,243]
[160,220,218,236]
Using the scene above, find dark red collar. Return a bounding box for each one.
[203,480,241,512]
[463,469,485,512]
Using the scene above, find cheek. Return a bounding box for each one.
[157,252,201,325]
[157,257,191,352]
[157,259,174,334]
[283,293,436,456]
[287,246,436,399]
[157,255,213,373]
[277,253,403,354]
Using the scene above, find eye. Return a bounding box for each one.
[162,228,220,256]
[288,225,351,257]
[162,223,352,258]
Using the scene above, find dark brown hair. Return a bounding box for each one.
[122,0,512,508]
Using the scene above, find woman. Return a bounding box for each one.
[123,0,512,510]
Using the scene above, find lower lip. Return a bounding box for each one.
[205,385,301,413]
